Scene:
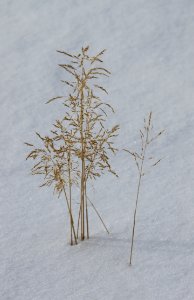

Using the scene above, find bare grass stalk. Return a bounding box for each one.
[124,112,164,265]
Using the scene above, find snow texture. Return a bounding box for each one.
[0,0,194,299]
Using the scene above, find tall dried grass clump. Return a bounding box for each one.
[124,112,164,265]
[25,46,119,244]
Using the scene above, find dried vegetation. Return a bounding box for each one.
[25,46,119,244]
[124,112,164,265]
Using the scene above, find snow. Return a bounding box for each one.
[1,0,194,299]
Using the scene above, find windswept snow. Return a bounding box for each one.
[0,1,194,299]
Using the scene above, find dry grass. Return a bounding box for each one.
[25,46,119,244]
[124,112,164,265]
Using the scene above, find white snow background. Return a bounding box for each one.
[0,1,194,299]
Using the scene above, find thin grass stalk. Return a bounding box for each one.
[129,172,142,265]
[67,149,73,245]
[85,181,89,239]
[77,204,81,239]
[87,196,109,234]
[63,188,77,245]
[85,102,90,239]
[80,157,85,240]
[80,84,85,240]
[129,127,148,265]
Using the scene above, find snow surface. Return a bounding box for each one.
[1,0,194,299]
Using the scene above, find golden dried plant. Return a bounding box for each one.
[124,112,164,265]
[25,46,119,244]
